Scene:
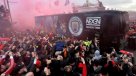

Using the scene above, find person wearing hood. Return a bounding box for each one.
[92,50,102,61]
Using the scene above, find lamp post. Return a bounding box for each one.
[3,0,7,9]
[86,0,89,7]
[6,0,13,23]
[4,0,17,24]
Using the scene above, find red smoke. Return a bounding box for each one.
[10,0,72,30]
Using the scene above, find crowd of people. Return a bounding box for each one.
[0,30,136,76]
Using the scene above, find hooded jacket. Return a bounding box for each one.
[93,50,102,60]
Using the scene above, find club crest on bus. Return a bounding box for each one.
[68,16,83,36]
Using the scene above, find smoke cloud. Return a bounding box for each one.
[9,0,72,30]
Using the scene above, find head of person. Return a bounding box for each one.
[93,50,101,60]
[25,72,34,76]
[64,65,72,73]
[57,55,63,61]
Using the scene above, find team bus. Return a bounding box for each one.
[35,10,129,52]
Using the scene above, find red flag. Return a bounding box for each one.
[120,50,132,55]
[0,44,4,50]
[54,0,59,6]
[36,60,41,68]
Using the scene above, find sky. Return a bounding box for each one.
[0,0,136,29]
[70,0,136,11]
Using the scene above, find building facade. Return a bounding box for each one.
[72,0,105,13]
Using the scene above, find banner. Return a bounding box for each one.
[0,38,11,41]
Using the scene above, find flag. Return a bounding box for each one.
[54,0,59,6]
[0,44,4,50]
[65,0,69,6]
[120,50,132,55]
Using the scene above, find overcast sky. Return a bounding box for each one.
[0,0,135,28]
[1,0,136,11]
[72,0,136,11]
